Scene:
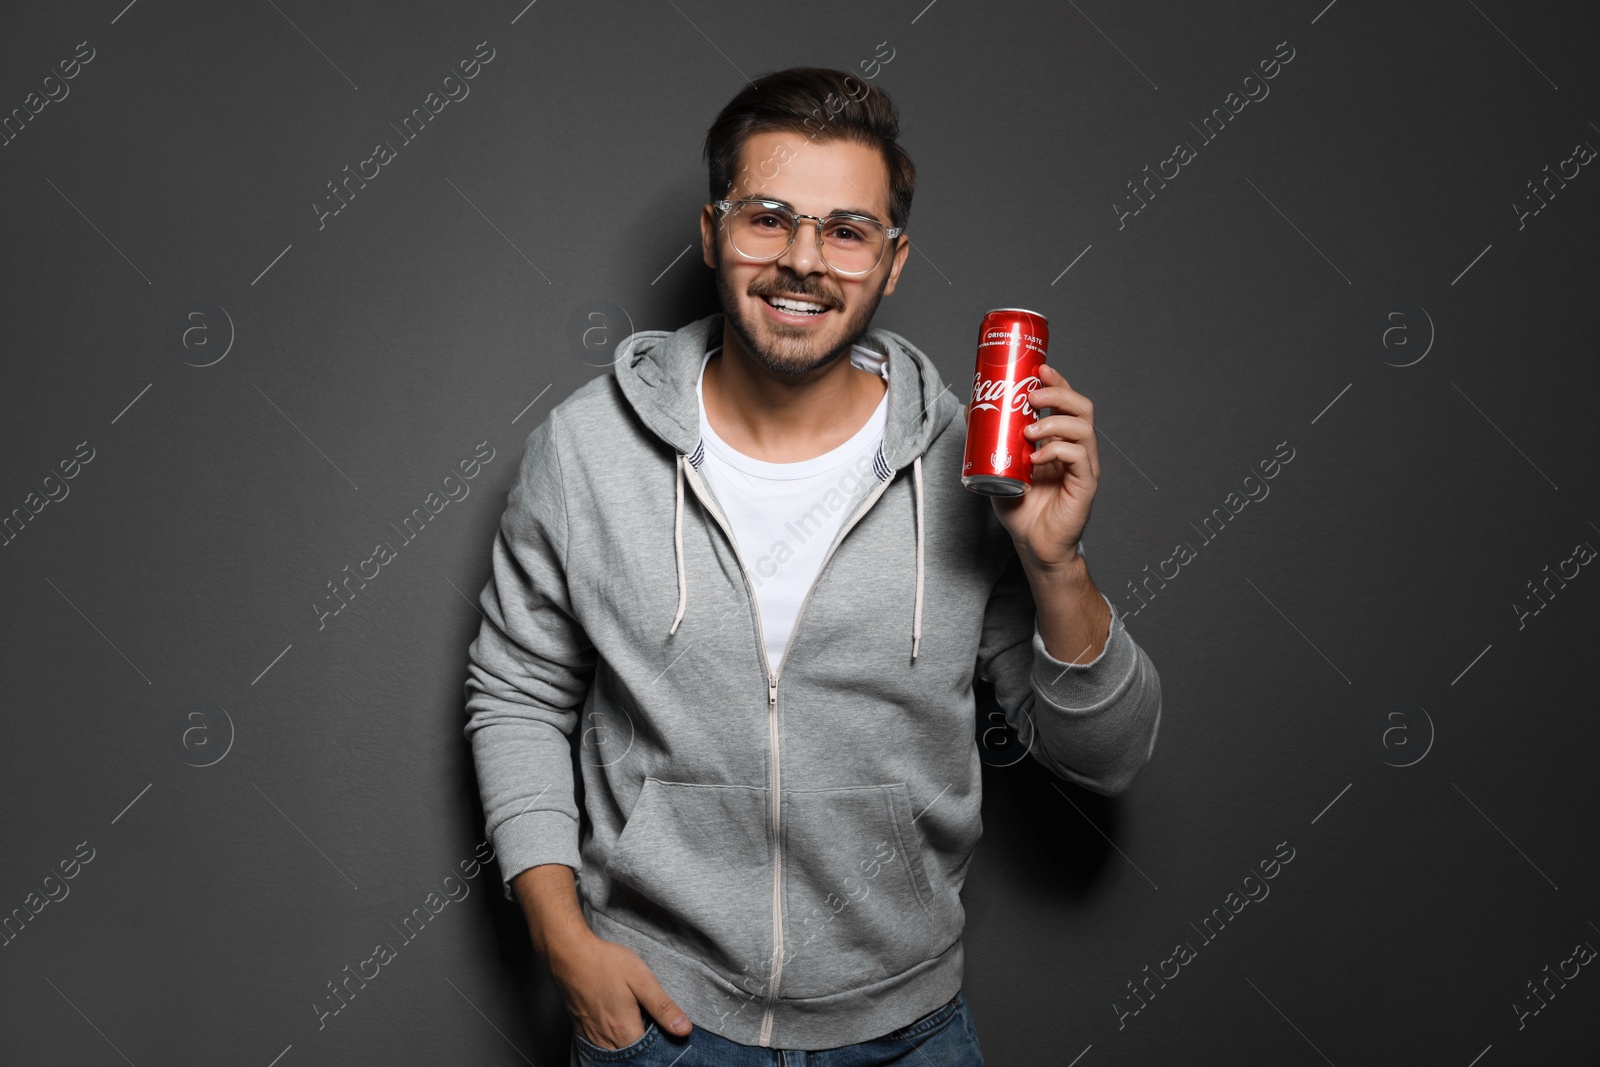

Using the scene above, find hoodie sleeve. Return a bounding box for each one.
[976,538,1162,795]
[462,411,598,902]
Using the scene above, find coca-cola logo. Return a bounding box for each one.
[970,371,1040,416]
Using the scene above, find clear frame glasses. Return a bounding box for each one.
[713,198,903,276]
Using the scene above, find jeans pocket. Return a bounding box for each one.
[602,778,772,975]
[573,1019,659,1062]
[775,782,953,998]
[901,993,984,1065]
[896,994,962,1040]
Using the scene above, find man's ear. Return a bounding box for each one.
[699,204,720,270]
[880,233,911,297]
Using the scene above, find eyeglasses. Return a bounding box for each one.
[713,198,903,276]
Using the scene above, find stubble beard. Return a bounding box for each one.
[714,255,888,381]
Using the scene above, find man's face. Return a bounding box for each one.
[699,130,911,380]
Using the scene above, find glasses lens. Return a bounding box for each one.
[727,202,794,260]
[725,202,887,273]
[820,215,885,274]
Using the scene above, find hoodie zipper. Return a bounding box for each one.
[679,455,896,1045]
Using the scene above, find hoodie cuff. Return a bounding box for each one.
[1030,592,1138,711]
[490,808,581,903]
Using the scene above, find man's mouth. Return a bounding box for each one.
[758,293,833,316]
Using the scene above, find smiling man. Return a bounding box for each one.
[463,67,1163,1066]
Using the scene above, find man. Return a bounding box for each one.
[462,67,1162,1065]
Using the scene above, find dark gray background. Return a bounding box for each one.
[3,0,1597,1063]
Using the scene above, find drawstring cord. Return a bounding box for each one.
[670,453,688,635]
[911,454,923,661]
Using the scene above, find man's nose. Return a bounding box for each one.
[778,220,827,275]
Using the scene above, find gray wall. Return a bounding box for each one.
[3,0,1597,1063]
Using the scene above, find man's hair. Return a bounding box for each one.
[703,67,917,231]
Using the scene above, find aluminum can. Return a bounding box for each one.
[962,308,1050,496]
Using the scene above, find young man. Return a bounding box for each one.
[462,68,1162,1065]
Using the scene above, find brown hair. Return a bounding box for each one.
[703,67,917,230]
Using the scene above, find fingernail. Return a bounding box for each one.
[671,1014,689,1030]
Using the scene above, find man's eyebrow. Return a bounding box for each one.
[753,196,886,223]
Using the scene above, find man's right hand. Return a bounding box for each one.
[550,931,694,1049]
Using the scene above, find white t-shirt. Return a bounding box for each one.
[696,342,890,674]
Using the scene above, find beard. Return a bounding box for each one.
[713,253,889,381]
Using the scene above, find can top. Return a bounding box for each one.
[983,307,1049,321]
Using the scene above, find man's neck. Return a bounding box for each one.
[703,324,886,463]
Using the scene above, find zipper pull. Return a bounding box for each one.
[769,678,778,709]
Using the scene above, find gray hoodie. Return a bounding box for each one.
[462,311,1161,1050]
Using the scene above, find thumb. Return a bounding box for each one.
[632,972,692,1037]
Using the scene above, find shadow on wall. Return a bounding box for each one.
[447,693,587,1062]
[444,547,576,1062]
[631,171,734,335]
[975,677,1120,899]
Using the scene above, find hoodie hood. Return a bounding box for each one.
[613,311,961,660]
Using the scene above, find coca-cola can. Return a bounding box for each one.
[962,308,1050,496]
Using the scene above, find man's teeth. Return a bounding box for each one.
[765,295,829,314]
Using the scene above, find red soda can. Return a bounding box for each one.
[962,308,1051,496]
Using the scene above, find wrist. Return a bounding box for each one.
[1025,551,1111,665]
[513,863,595,963]
[537,921,596,967]
[1019,542,1088,586]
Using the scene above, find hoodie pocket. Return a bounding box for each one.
[602,778,773,976]
[776,782,956,1000]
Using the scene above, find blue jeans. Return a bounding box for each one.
[570,990,984,1066]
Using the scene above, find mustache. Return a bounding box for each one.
[749,281,840,309]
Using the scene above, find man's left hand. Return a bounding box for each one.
[988,362,1100,572]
